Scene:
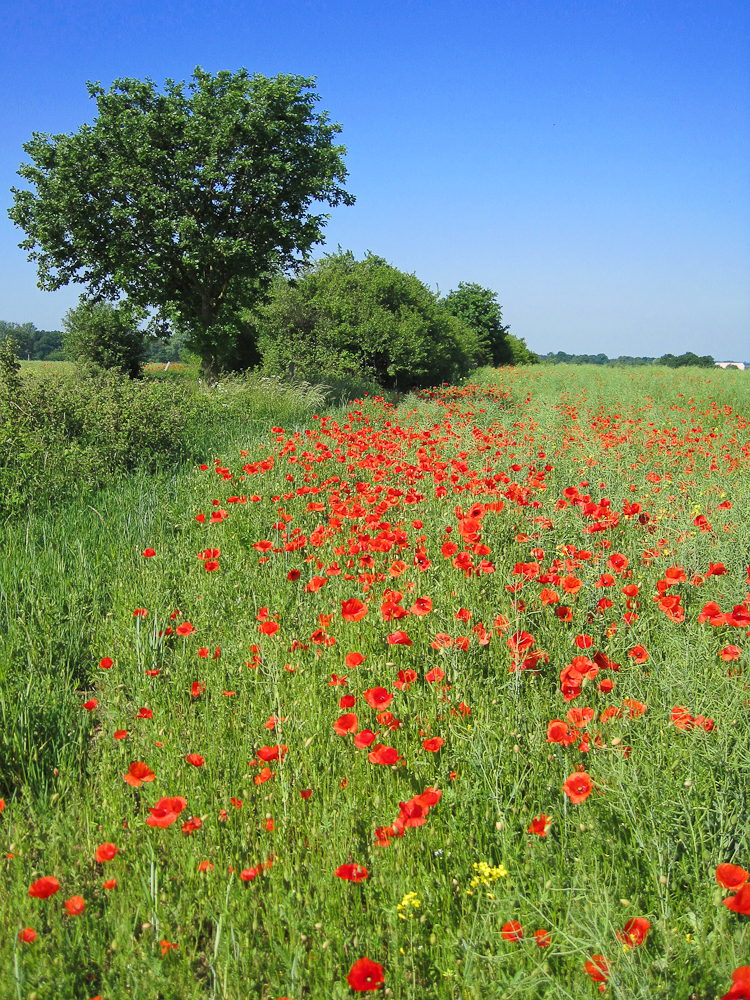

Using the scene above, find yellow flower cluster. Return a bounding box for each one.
[467,861,508,896]
[397,891,421,920]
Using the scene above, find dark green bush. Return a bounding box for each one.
[62,299,149,377]
[441,281,511,366]
[253,251,481,389]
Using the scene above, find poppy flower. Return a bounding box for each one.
[114,730,127,740]
[142,548,155,558]
[534,929,551,948]
[566,706,594,727]
[95,843,118,863]
[287,569,301,582]
[18,927,36,943]
[160,939,178,956]
[345,652,365,669]
[240,867,258,881]
[191,681,205,698]
[186,753,204,767]
[83,699,98,711]
[528,814,552,837]
[305,576,327,593]
[555,606,573,623]
[347,957,385,992]
[618,917,650,947]
[259,621,280,636]
[585,955,609,984]
[124,761,155,787]
[410,597,433,616]
[368,744,399,765]
[176,621,195,636]
[339,694,356,709]
[354,729,378,748]
[334,713,359,736]
[562,771,594,804]
[562,575,582,594]
[628,645,649,664]
[725,885,750,914]
[146,796,187,828]
[395,669,417,691]
[300,789,313,800]
[341,598,368,622]
[182,817,202,835]
[574,634,593,649]
[99,657,113,670]
[103,879,117,890]
[387,630,412,645]
[540,588,559,605]
[29,876,60,899]
[257,744,289,762]
[335,863,369,882]
[422,737,444,752]
[720,646,742,662]
[135,707,153,720]
[363,688,394,711]
[501,921,523,941]
[717,864,750,890]
[425,666,445,684]
[64,895,85,916]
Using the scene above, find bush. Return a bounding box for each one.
[62,299,148,377]
[505,333,539,365]
[253,251,481,389]
[441,282,511,365]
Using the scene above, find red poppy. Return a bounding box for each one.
[720,646,742,662]
[717,863,750,890]
[410,596,433,616]
[191,681,205,698]
[240,867,258,881]
[354,729,378,748]
[146,796,187,828]
[186,753,204,767]
[103,879,117,890]
[29,876,60,899]
[259,621,280,636]
[143,548,156,558]
[574,634,593,649]
[287,569,301,582]
[723,968,750,1000]
[387,630,412,645]
[257,744,289,762]
[540,588,559,605]
[135,707,153,719]
[725,885,750,914]
[83,699,98,711]
[124,761,155,787]
[422,737,444,752]
[363,687,394,711]
[114,730,127,740]
[585,955,609,984]
[345,652,365,669]
[628,645,649,664]
[334,713,358,736]
[340,694,356,708]
[395,669,417,691]
[99,656,113,670]
[300,789,313,800]
[534,929,550,948]
[335,863,369,882]
[566,706,594,727]
[197,860,214,872]
[607,552,628,573]
[562,771,593,804]
[425,666,445,684]
[64,895,85,916]
[618,917,650,947]
[160,939,178,957]
[501,921,523,942]
[528,814,552,837]
[562,575,582,594]
[341,598,368,622]
[176,621,195,636]
[182,817,202,835]
[18,927,36,943]
[347,957,385,992]
[305,576,327,593]
[95,843,118,863]
[368,744,399,765]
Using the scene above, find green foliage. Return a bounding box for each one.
[1,321,64,360]
[659,351,715,368]
[62,299,148,377]
[541,351,716,368]
[505,332,539,365]
[9,68,354,375]
[441,281,511,365]
[254,251,480,389]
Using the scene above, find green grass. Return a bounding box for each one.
[1,364,749,999]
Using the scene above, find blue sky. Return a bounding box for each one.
[1,0,747,358]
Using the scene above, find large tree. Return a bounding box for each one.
[441,282,512,366]
[9,68,354,374]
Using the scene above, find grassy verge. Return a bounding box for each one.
[0,365,749,998]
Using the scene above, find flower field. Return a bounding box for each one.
[1,364,749,999]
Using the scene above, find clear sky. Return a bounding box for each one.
[1,0,748,358]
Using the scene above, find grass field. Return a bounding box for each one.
[1,364,749,1000]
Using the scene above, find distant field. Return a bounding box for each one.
[0,364,749,999]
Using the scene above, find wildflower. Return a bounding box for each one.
[368,744,400,765]
[103,879,117,890]
[334,713,359,736]
[501,921,523,942]
[83,699,98,711]
[562,771,594,804]
[197,860,213,871]
[347,957,385,992]
[354,729,378,748]
[124,762,155,787]
[422,737,444,752]
[628,645,649,664]
[387,630,412,645]
[160,939,178,957]
[186,753,204,767]
[99,657,113,670]
[725,885,750,914]
[363,687,393,711]
[426,666,445,684]
[345,651,365,668]
[146,796,187,828]
[191,681,205,698]
[717,864,749,889]
[135,707,153,719]
[335,863,369,882]
[114,730,127,740]
[397,891,421,919]
[64,895,85,916]
[618,917,650,947]
[585,955,609,985]
[18,927,37,943]
[259,621,280,636]
[341,598,368,622]
[29,876,60,899]
[535,929,551,947]
[95,843,118,863]
[142,548,155,558]
[528,814,552,837]
[175,621,195,636]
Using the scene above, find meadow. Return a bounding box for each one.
[1,363,749,1000]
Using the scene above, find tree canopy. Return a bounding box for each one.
[441,282,511,366]
[9,68,354,373]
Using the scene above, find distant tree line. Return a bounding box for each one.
[541,351,716,368]
[0,321,64,361]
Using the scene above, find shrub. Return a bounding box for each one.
[62,299,148,377]
[505,333,539,365]
[253,251,480,389]
[441,282,511,365]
